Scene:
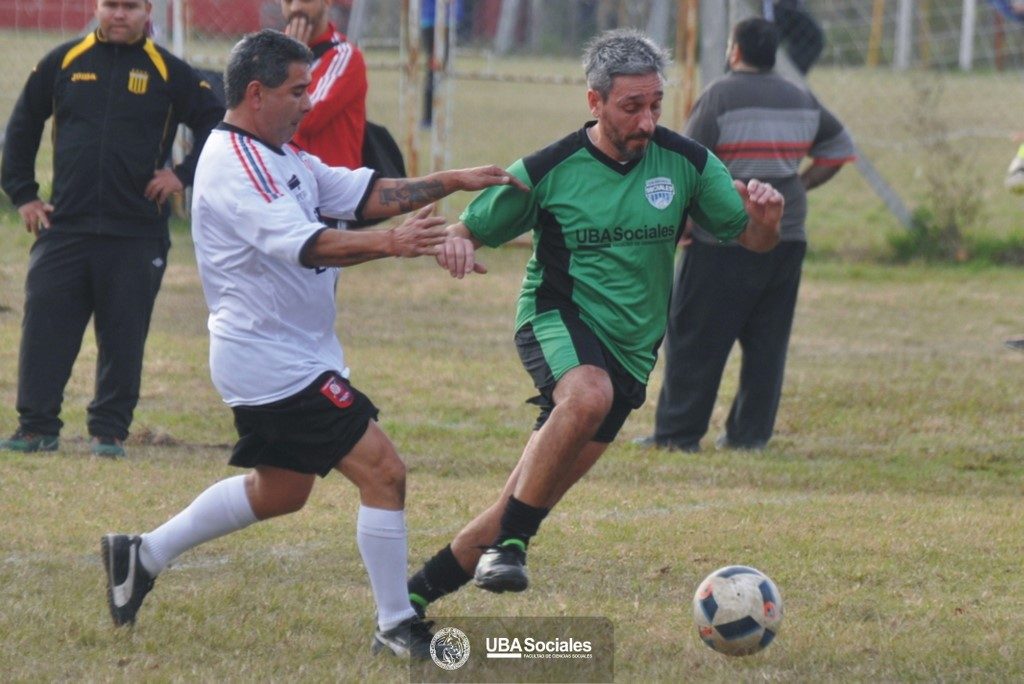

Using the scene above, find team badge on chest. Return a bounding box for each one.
[127,69,149,95]
[644,177,675,210]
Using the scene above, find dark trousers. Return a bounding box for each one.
[653,240,806,449]
[422,27,437,126]
[16,232,168,439]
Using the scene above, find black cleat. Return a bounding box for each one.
[372,616,435,659]
[473,544,529,593]
[101,534,155,626]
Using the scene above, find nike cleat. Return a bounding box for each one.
[101,534,155,626]
[473,543,529,593]
[372,616,435,659]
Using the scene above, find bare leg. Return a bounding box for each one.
[335,421,419,633]
[450,436,611,574]
[512,364,613,506]
[336,420,406,509]
[244,466,316,520]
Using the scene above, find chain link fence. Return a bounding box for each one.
[3,0,1024,249]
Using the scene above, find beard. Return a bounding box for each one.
[611,132,652,162]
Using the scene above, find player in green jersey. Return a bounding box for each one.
[407,28,783,612]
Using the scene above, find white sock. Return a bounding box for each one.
[139,475,257,576]
[356,505,417,631]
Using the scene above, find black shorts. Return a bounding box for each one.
[229,371,379,477]
[515,312,646,444]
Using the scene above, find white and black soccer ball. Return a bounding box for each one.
[692,565,783,657]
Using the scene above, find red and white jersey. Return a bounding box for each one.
[292,24,367,169]
[191,123,376,406]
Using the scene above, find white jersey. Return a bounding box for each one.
[191,123,376,406]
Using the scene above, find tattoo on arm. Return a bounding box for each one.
[377,180,446,212]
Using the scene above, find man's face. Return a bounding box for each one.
[96,0,151,44]
[589,72,663,162]
[281,0,330,37]
[255,61,312,146]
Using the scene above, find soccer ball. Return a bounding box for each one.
[692,565,783,657]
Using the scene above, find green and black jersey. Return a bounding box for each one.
[462,121,748,383]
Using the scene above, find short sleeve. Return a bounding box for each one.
[460,160,537,247]
[689,151,748,242]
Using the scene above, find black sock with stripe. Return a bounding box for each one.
[408,544,472,612]
[495,495,550,551]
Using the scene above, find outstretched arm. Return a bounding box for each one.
[360,166,528,219]
[733,179,783,253]
[301,205,447,267]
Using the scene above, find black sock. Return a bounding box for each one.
[495,495,550,550]
[408,544,472,610]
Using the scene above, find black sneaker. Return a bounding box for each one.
[0,429,59,453]
[473,544,529,593]
[372,616,434,659]
[1005,337,1024,352]
[101,534,155,626]
[632,435,700,452]
[91,436,125,459]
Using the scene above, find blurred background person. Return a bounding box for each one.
[0,0,223,458]
[282,0,367,170]
[767,0,825,75]
[421,0,467,128]
[638,17,854,452]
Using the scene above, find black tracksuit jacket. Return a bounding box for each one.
[1,30,224,238]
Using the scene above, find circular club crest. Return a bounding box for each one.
[430,626,471,670]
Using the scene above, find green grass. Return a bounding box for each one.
[4,28,1024,681]
[2,211,1024,680]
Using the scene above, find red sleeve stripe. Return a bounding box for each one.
[310,41,352,106]
[230,132,281,202]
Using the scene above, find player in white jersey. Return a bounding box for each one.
[99,29,525,659]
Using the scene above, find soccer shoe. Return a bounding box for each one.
[1005,337,1024,351]
[473,544,529,593]
[0,429,59,453]
[715,434,766,451]
[101,534,155,626]
[372,616,435,659]
[91,436,125,459]
[1005,156,1024,194]
[632,435,700,452]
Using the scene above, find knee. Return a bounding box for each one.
[281,486,313,515]
[246,471,313,519]
[560,383,614,428]
[372,453,407,493]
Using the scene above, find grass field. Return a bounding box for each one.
[1,208,1024,680]
[3,26,1024,682]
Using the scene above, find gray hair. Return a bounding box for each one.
[224,29,313,109]
[582,28,669,100]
